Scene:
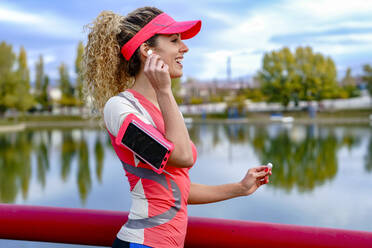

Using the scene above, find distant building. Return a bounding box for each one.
[179,76,257,102]
[49,87,62,101]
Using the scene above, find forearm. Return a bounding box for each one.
[188,182,246,205]
[156,88,193,167]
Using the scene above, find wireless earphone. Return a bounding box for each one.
[147,49,153,55]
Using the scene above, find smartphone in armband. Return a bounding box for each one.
[115,113,174,174]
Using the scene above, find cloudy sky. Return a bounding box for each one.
[1,0,372,84]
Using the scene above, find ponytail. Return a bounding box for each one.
[82,7,162,120]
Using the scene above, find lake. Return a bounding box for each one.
[1,122,372,247]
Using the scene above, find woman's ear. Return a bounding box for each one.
[139,43,150,58]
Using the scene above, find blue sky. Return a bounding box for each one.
[1,0,372,84]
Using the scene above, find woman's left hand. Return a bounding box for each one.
[239,166,272,196]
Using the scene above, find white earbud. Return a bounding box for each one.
[267,163,273,169]
[147,49,153,55]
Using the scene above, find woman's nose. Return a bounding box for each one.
[180,41,189,53]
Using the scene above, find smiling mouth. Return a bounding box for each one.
[175,57,183,65]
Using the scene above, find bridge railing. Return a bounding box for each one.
[1,204,372,248]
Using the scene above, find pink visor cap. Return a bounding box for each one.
[121,13,202,60]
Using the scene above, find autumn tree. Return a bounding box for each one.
[362,64,372,96]
[14,46,34,112]
[0,42,34,114]
[58,62,75,107]
[257,47,296,107]
[0,41,16,114]
[257,46,339,107]
[39,75,50,109]
[339,67,359,98]
[75,41,84,106]
[35,55,44,97]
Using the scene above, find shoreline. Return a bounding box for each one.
[0,116,371,133]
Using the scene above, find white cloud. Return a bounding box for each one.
[286,0,372,20]
[0,4,83,40]
[197,0,372,79]
[0,7,43,24]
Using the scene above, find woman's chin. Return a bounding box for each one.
[170,71,183,78]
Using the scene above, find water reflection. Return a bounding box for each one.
[0,131,32,202]
[0,129,106,205]
[188,123,365,192]
[95,134,104,183]
[252,125,340,192]
[0,124,370,203]
[77,133,91,204]
[365,134,372,172]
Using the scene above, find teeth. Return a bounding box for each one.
[175,58,183,64]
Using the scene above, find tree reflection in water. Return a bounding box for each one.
[77,131,91,205]
[365,134,372,172]
[0,129,107,204]
[95,133,105,183]
[203,123,363,193]
[0,124,369,203]
[0,131,32,202]
[36,131,51,189]
[252,125,339,192]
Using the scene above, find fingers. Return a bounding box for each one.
[149,54,160,71]
[146,54,168,74]
[253,165,269,172]
[144,53,156,71]
[254,166,272,185]
[162,63,169,73]
[256,169,271,179]
[260,177,269,185]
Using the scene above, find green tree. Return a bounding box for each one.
[58,62,75,107]
[15,46,34,112]
[0,41,16,114]
[17,46,30,83]
[40,75,50,108]
[0,42,34,114]
[294,47,338,101]
[362,64,372,96]
[339,67,359,98]
[341,67,355,86]
[75,41,84,105]
[258,46,339,107]
[35,55,44,97]
[258,47,296,107]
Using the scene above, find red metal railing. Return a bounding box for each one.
[1,203,372,247]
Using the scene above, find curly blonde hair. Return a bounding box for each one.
[82,7,163,120]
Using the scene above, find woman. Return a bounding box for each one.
[82,6,272,248]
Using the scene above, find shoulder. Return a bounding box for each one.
[103,93,151,136]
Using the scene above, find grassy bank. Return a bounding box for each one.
[184,108,372,120]
[0,109,371,127]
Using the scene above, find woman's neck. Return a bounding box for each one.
[132,72,159,109]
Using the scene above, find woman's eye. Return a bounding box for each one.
[172,39,178,42]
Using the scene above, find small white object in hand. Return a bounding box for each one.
[267,163,273,169]
[147,49,153,55]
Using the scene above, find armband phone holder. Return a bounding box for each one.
[115,113,174,174]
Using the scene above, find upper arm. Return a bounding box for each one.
[103,96,151,137]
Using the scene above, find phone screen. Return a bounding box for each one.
[122,122,168,169]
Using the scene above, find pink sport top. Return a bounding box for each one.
[104,89,197,248]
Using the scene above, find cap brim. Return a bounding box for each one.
[157,20,201,40]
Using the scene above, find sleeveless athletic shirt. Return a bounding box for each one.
[103,89,198,248]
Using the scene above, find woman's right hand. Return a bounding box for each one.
[143,54,172,92]
[238,166,272,196]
